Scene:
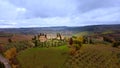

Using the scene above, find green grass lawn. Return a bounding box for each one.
[17,46,69,68]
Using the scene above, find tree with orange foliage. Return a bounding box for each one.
[4,47,19,68]
[4,47,17,60]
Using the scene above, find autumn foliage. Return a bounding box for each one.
[4,47,17,60]
[68,36,83,55]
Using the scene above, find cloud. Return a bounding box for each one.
[0,20,17,28]
[77,0,120,12]
[0,20,17,25]
[12,17,73,27]
[78,7,120,21]
[9,0,78,18]
[0,0,27,20]
[0,0,120,28]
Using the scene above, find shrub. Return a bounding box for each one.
[69,47,76,55]
[5,41,33,52]
[35,39,66,48]
[112,41,120,47]
[74,44,81,50]
[0,45,5,54]
[4,47,17,60]
[0,62,5,68]
[76,36,84,43]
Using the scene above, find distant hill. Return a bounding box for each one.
[0,24,119,35]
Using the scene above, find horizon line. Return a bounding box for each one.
[0,24,119,29]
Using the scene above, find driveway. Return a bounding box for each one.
[0,54,11,68]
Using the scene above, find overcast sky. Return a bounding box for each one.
[0,0,120,28]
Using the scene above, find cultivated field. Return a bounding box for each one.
[16,44,120,68]
[65,44,120,68]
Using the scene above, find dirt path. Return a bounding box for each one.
[0,54,11,68]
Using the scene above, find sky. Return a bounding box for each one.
[0,0,120,28]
